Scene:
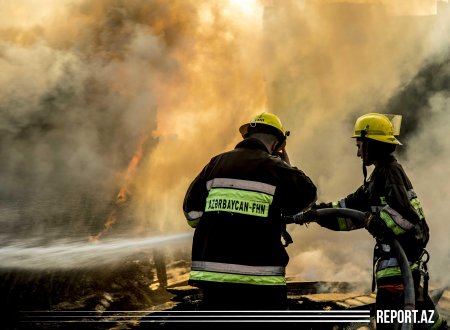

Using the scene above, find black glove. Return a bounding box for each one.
[292,209,317,225]
[365,213,391,239]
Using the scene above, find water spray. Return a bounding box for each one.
[0,232,193,270]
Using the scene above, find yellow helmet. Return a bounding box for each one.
[239,112,286,139]
[352,113,402,145]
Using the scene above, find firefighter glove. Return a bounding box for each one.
[365,213,390,239]
[293,209,317,225]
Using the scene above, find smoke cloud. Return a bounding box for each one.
[0,0,449,293]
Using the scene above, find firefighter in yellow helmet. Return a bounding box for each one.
[308,113,447,329]
[354,113,402,185]
[183,112,317,310]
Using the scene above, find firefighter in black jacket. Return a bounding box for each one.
[183,112,317,310]
[309,113,447,329]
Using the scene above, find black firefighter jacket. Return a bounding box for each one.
[183,137,317,287]
[317,154,430,287]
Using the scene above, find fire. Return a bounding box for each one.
[115,134,148,204]
[89,209,117,243]
[89,134,149,242]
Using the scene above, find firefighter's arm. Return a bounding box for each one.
[313,185,368,231]
[293,201,366,231]
[278,147,291,165]
[183,166,209,228]
[365,168,421,238]
[385,182,421,225]
[368,186,419,238]
[312,202,340,229]
[281,165,318,215]
[289,202,341,229]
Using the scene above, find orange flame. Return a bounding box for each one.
[115,134,148,204]
[89,134,149,242]
[89,209,117,242]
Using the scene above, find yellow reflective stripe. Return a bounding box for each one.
[332,201,350,230]
[185,210,202,228]
[189,270,286,286]
[430,317,443,330]
[379,210,406,235]
[376,267,399,280]
[383,206,414,230]
[338,218,348,230]
[205,188,273,217]
[411,197,425,220]
[187,218,200,228]
[375,263,419,280]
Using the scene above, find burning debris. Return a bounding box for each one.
[0,248,191,329]
[90,133,151,242]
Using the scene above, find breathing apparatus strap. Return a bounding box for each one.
[372,244,381,292]
[418,249,430,303]
[362,162,368,187]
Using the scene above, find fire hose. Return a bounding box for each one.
[284,208,415,330]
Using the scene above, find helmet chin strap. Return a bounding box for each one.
[361,130,368,188]
[362,159,368,188]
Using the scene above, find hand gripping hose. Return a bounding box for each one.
[285,208,415,330]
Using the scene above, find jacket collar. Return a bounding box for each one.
[375,154,397,167]
[235,138,270,153]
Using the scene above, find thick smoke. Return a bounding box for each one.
[260,1,450,290]
[0,0,449,294]
[380,35,450,286]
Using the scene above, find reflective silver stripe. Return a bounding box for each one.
[377,257,419,271]
[407,189,417,200]
[186,210,203,220]
[382,206,414,230]
[206,178,276,195]
[191,261,285,276]
[371,206,383,212]
[377,258,400,269]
